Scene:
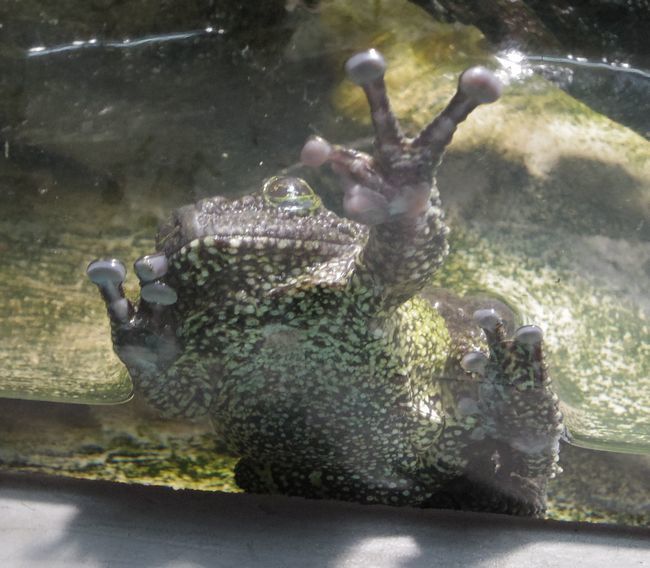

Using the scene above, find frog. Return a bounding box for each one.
[87,49,564,517]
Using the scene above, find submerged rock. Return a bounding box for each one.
[411,0,650,67]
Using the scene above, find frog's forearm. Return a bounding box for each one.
[358,203,449,308]
[301,50,501,307]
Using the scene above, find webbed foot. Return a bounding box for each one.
[462,308,548,392]
[87,253,179,322]
[454,308,564,515]
[88,255,212,419]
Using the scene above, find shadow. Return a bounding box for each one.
[438,150,649,241]
[1,472,648,567]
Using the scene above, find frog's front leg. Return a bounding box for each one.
[301,49,502,308]
[428,309,564,516]
[87,256,212,419]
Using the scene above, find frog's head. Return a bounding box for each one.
[153,175,367,300]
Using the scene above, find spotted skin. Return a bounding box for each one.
[88,50,563,516]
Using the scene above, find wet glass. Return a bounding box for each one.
[1,0,648,525]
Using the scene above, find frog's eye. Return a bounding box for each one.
[262,176,322,215]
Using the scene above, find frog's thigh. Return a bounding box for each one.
[423,464,548,516]
[234,459,434,506]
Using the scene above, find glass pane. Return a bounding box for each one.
[1,0,648,525]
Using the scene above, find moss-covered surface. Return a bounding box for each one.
[546,444,650,526]
[0,398,238,491]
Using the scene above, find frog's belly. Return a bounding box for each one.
[209,356,418,468]
[202,322,436,467]
[214,393,420,470]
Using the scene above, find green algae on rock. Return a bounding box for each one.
[0,398,238,491]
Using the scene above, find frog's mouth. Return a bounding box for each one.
[156,197,368,258]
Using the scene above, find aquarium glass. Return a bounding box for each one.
[1,0,648,526]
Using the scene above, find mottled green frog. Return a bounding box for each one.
[88,49,563,516]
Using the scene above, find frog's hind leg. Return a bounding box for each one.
[234,459,434,506]
[466,309,564,476]
[445,309,564,516]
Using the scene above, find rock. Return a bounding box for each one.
[411,0,650,67]
[408,0,650,138]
